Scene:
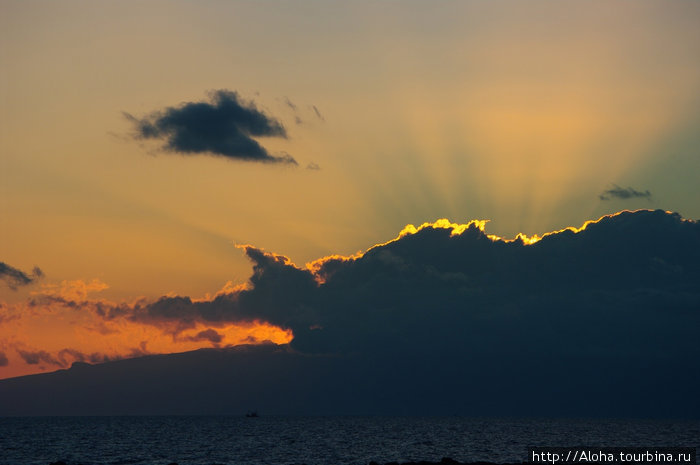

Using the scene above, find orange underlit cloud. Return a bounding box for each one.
[0,280,292,379]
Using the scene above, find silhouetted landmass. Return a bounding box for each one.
[1,210,699,417]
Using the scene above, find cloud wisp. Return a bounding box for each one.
[599,184,652,201]
[125,90,297,164]
[311,105,325,122]
[0,262,42,290]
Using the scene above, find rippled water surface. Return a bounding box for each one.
[1,416,698,465]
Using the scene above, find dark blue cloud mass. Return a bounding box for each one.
[126,210,700,354]
[124,90,297,164]
[2,210,699,417]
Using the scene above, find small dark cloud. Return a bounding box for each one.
[599,184,651,201]
[306,162,321,170]
[0,262,43,290]
[311,105,325,122]
[0,351,8,367]
[125,90,297,164]
[17,349,61,366]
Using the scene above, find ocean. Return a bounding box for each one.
[0,416,698,465]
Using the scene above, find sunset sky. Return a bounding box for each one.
[2,0,700,380]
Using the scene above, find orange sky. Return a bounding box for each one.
[0,276,293,378]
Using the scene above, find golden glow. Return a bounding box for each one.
[397,210,666,246]
[398,219,490,238]
[304,210,665,283]
[305,253,363,284]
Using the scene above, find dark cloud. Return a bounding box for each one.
[0,351,8,367]
[599,184,651,201]
[0,262,42,290]
[17,349,61,366]
[10,210,697,417]
[125,90,297,164]
[131,295,200,334]
[129,245,318,334]
[306,162,321,170]
[118,210,700,359]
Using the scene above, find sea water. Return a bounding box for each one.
[0,416,698,465]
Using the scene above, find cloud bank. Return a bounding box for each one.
[3,210,699,416]
[29,210,693,366]
[0,262,42,290]
[125,90,296,164]
[109,211,698,360]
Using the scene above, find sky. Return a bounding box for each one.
[1,0,700,381]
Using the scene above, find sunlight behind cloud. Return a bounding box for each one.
[348,1,700,239]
